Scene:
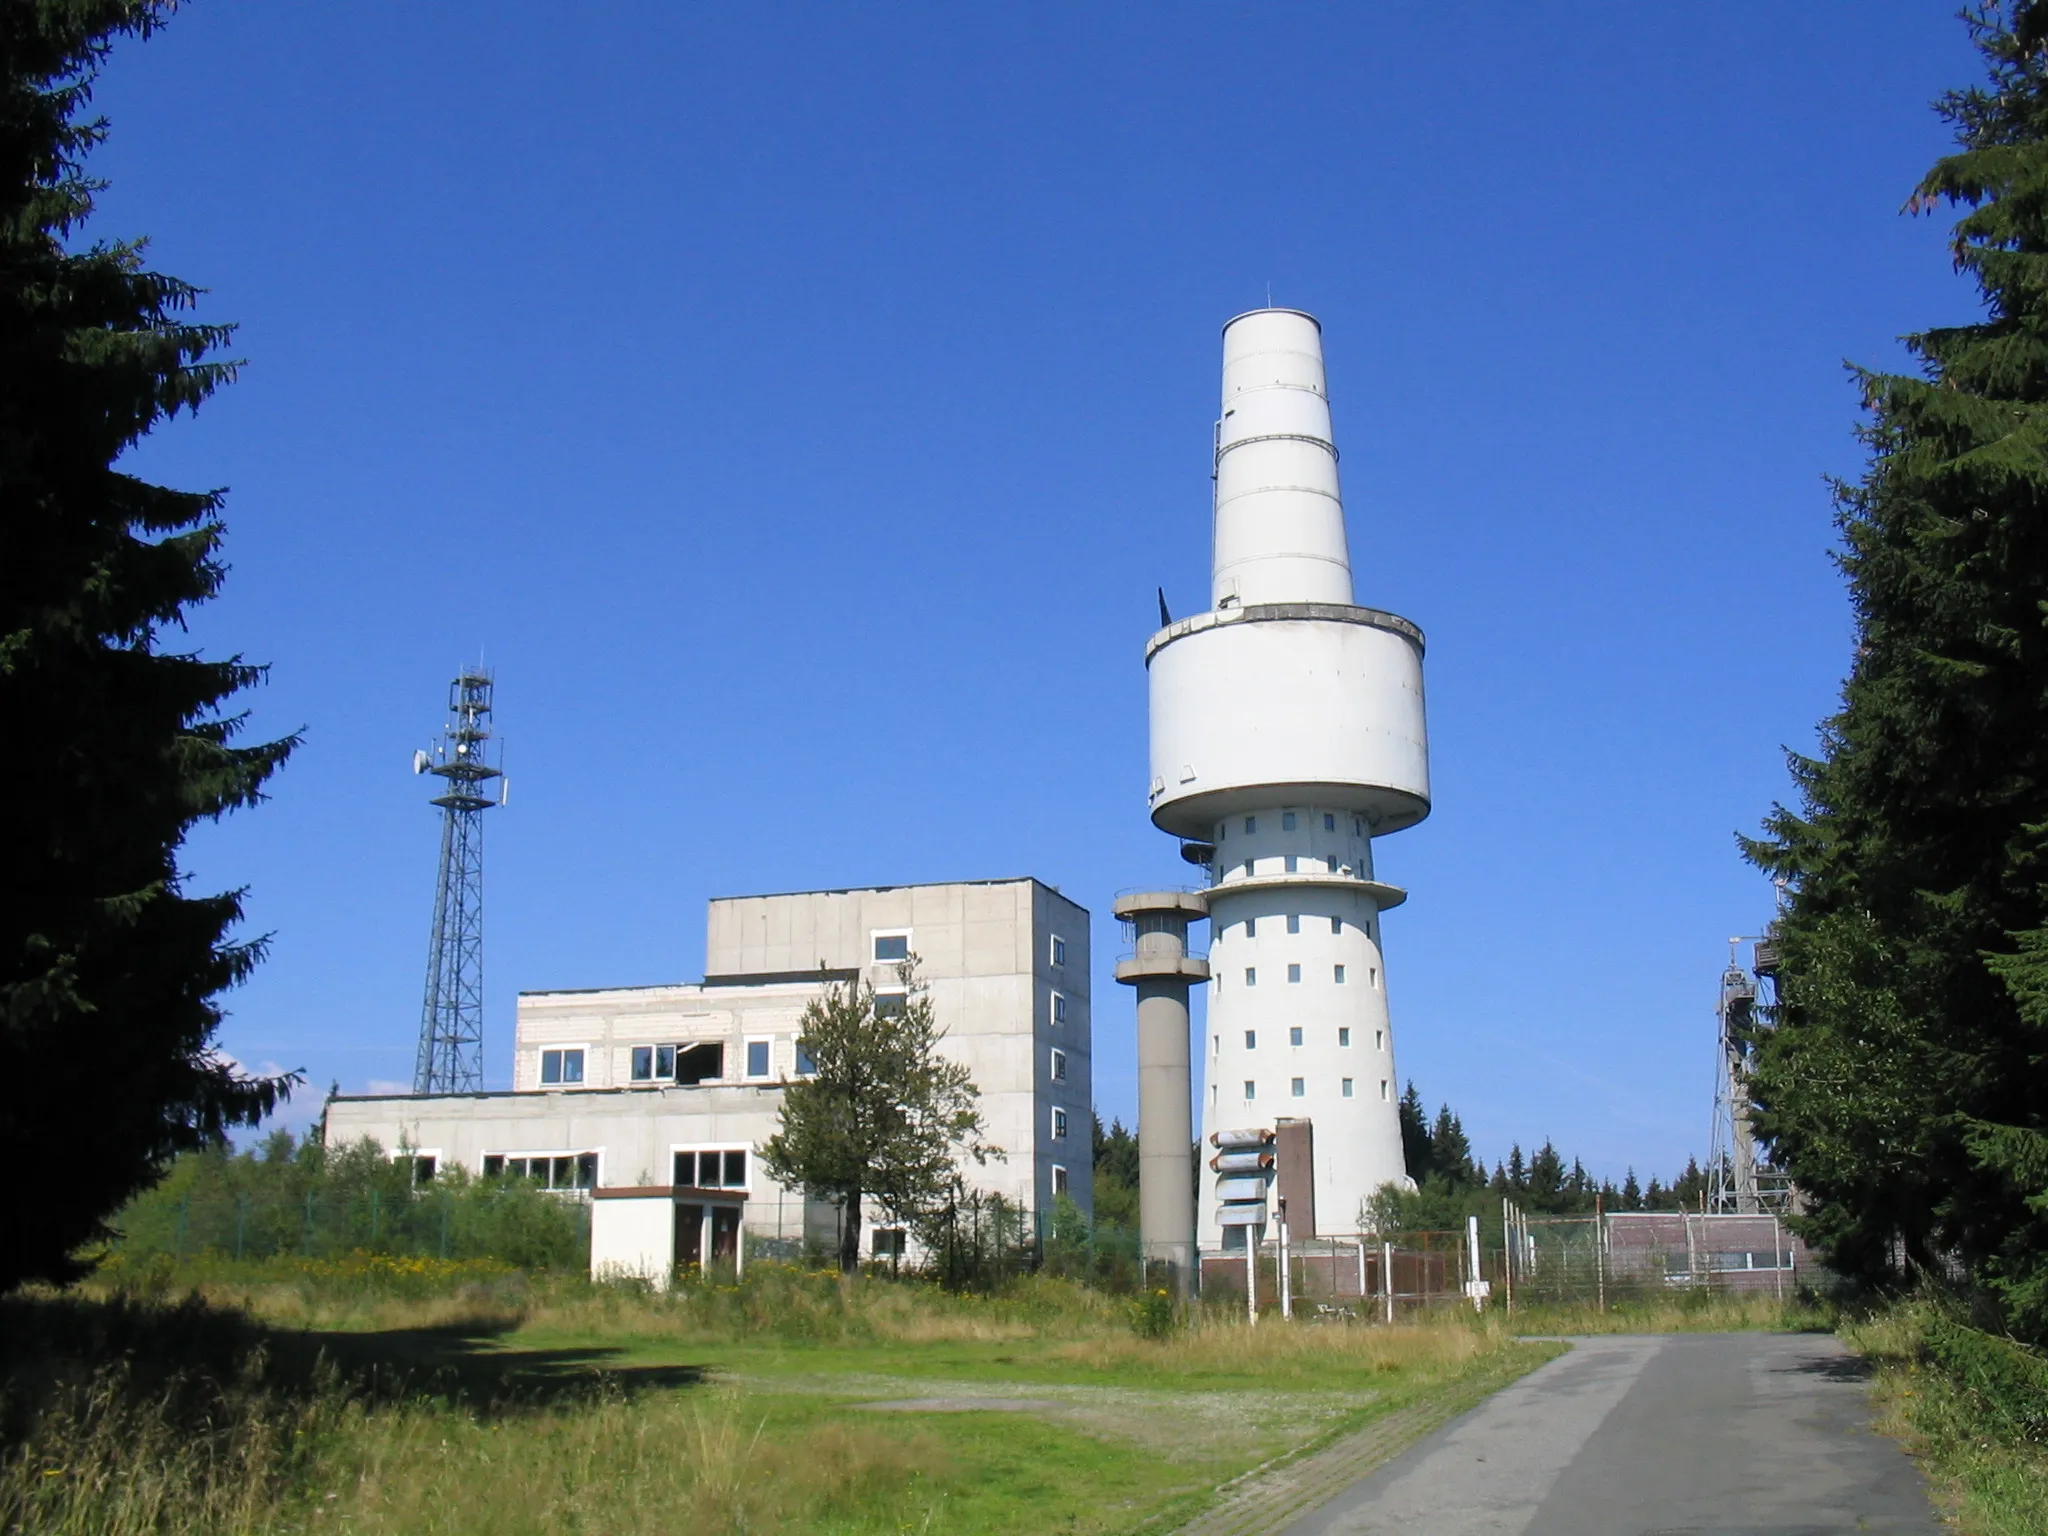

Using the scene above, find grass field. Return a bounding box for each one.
[0,1260,1830,1536]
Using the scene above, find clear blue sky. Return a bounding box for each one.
[94,2,1980,1183]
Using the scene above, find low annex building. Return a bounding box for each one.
[321,878,1091,1284]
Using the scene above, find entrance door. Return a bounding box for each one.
[710,1205,740,1266]
[674,1203,704,1272]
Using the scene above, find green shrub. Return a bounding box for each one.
[1128,1287,1177,1340]
[1923,1315,2048,1446]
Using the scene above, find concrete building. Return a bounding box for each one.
[1124,309,1431,1263]
[323,877,1090,1283]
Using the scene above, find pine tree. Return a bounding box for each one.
[1622,1169,1643,1211]
[2,1,297,1290]
[1091,1113,1139,1227]
[1744,2,2048,1331]
[1397,1081,1432,1182]
[1430,1105,1476,1188]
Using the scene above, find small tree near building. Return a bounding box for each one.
[760,968,994,1274]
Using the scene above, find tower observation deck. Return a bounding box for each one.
[1131,309,1430,1261]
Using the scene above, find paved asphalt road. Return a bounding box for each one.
[1281,1332,1939,1536]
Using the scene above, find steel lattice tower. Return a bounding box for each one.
[1708,919,1796,1215]
[413,670,502,1094]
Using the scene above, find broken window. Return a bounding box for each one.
[675,1042,723,1084]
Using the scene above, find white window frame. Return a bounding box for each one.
[743,1036,773,1079]
[1052,1164,1070,1197]
[486,1148,602,1192]
[1291,1077,1305,1097]
[1051,991,1069,1026]
[874,990,909,1020]
[391,1147,443,1184]
[538,1044,589,1088]
[1050,1046,1068,1082]
[794,1037,818,1077]
[1052,1106,1069,1141]
[670,1143,751,1192]
[1050,933,1067,968]
[1334,964,1347,984]
[869,928,914,965]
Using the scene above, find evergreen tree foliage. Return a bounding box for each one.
[759,969,993,1273]
[2,0,297,1291]
[1743,1,2048,1334]
[1090,1112,1139,1227]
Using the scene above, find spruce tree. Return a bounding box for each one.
[2,1,296,1289]
[1745,1,2048,1332]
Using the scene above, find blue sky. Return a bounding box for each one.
[93,2,1979,1182]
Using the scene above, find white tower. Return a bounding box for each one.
[1145,309,1430,1251]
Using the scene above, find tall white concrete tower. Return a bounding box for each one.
[1144,308,1430,1251]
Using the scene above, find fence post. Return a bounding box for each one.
[1382,1240,1395,1324]
[1502,1199,1514,1318]
[1595,1194,1606,1313]
[1245,1230,1257,1325]
[1356,1240,1366,1301]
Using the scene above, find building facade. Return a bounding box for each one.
[322,877,1090,1280]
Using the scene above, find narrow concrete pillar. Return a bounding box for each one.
[1114,890,1208,1295]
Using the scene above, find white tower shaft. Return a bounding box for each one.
[1141,309,1432,1256]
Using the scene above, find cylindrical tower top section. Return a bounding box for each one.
[1213,309,1353,610]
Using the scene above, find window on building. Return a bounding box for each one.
[1291,1078,1305,1097]
[1213,1034,1220,1056]
[1286,913,1300,934]
[1211,1084,1218,1106]
[1343,1078,1355,1098]
[1052,992,1069,1025]
[875,992,907,1019]
[1285,855,1298,873]
[1216,821,1226,840]
[1338,1026,1351,1046]
[1245,1029,1257,1049]
[1244,816,1257,834]
[1353,818,1364,836]
[1371,967,1379,988]
[873,932,910,962]
[1281,811,1297,831]
[1327,856,1340,873]
[494,1153,597,1190]
[1380,1080,1390,1101]
[1245,917,1256,938]
[1244,859,1255,877]
[410,1155,437,1185]
[1050,934,1067,967]
[1334,964,1347,984]
[1244,1080,1256,1100]
[745,1039,770,1077]
[676,1042,723,1084]
[795,1039,817,1076]
[1052,1107,1069,1141]
[1331,915,1342,934]
[1051,1047,1068,1081]
[1245,967,1257,986]
[1375,1028,1384,1050]
[1289,1025,1303,1046]
[631,1044,680,1082]
[673,1149,747,1189]
[873,1228,908,1259]
[1287,962,1301,983]
[1053,1165,1070,1196]
[540,1048,585,1086]
[1324,813,1336,831]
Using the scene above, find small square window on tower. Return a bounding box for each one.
[1286,913,1300,934]
[1052,1107,1069,1140]
[1285,855,1298,872]
[1244,1080,1256,1100]
[1245,967,1257,986]
[1052,992,1069,1025]
[1334,964,1347,983]
[1287,963,1301,983]
[1245,917,1256,938]
[1050,934,1067,967]
[1050,1047,1068,1081]
[1338,1026,1351,1046]
[1343,1078,1355,1097]
[1281,811,1297,831]
[1244,1029,1257,1049]
[1375,1028,1384,1050]
[1380,1079,1390,1101]
[1324,813,1336,831]
[872,932,910,963]
[1331,915,1343,934]
[1053,1165,1070,1196]
[1291,1078,1305,1097]
[1244,816,1257,834]
[1289,1025,1303,1046]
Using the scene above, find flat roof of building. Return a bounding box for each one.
[707,874,1087,910]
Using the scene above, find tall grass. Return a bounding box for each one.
[1846,1301,2048,1536]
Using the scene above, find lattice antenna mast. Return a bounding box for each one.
[1708,909,1795,1215]
[412,669,503,1094]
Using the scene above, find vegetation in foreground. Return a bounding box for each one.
[1846,1302,2048,1536]
[0,1260,1588,1536]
